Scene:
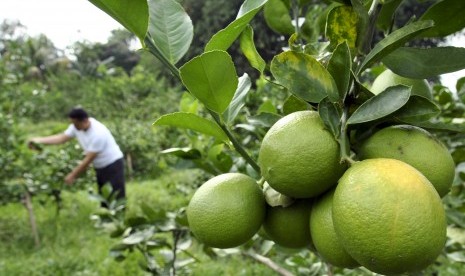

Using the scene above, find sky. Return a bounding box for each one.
[440,34,465,92]
[1,0,464,91]
[0,0,122,49]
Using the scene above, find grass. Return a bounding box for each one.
[2,167,463,276]
[0,169,275,276]
[0,190,142,276]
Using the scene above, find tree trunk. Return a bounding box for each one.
[126,152,133,179]
[23,190,40,247]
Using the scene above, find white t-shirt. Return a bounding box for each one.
[64,118,123,169]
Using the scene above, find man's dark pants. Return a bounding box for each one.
[95,158,125,203]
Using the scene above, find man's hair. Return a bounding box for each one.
[68,107,89,121]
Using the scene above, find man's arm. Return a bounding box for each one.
[29,134,72,146]
[65,152,98,185]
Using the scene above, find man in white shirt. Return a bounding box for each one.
[28,108,125,201]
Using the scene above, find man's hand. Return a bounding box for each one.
[65,172,77,185]
[27,138,42,151]
[65,152,97,185]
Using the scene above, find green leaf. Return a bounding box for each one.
[179,92,199,114]
[347,85,410,125]
[258,100,278,114]
[288,33,303,52]
[327,41,352,100]
[153,112,228,141]
[179,51,238,113]
[247,112,282,128]
[447,210,465,228]
[88,0,148,42]
[208,144,233,173]
[447,252,465,263]
[452,148,465,164]
[160,147,202,160]
[122,228,155,245]
[110,249,128,262]
[147,0,193,64]
[393,95,441,123]
[223,74,252,124]
[356,20,434,75]
[304,41,331,56]
[419,0,465,37]
[270,51,339,103]
[376,0,403,32]
[350,0,369,52]
[282,95,310,115]
[301,5,328,42]
[409,121,465,133]
[205,0,268,51]
[457,77,465,94]
[325,5,358,50]
[382,47,465,79]
[240,25,266,74]
[318,98,342,138]
[140,202,166,222]
[263,0,294,35]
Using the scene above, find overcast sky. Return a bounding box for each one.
[1,0,463,91]
[0,0,122,49]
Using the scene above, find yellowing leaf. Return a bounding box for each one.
[325,5,358,51]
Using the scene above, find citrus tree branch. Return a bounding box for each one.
[362,0,382,55]
[291,0,303,47]
[355,0,382,76]
[243,251,294,276]
[145,36,261,174]
[144,36,181,79]
[209,110,261,174]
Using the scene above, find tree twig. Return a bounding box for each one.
[243,251,294,276]
[171,230,181,276]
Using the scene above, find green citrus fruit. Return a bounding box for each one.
[262,199,312,248]
[333,158,447,275]
[358,125,455,197]
[310,189,359,268]
[186,173,266,248]
[258,111,346,198]
[371,69,433,99]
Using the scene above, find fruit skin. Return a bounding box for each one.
[186,173,266,249]
[310,189,358,268]
[263,199,312,248]
[332,158,447,275]
[371,69,433,99]
[258,111,346,198]
[357,125,455,197]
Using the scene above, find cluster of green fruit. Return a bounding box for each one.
[186,73,455,275]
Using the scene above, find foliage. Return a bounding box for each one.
[86,0,465,274]
[0,190,147,275]
[72,29,140,76]
[0,19,184,250]
[1,0,465,274]
[0,115,94,208]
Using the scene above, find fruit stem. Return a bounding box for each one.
[339,106,356,166]
[257,177,266,188]
[209,111,261,174]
